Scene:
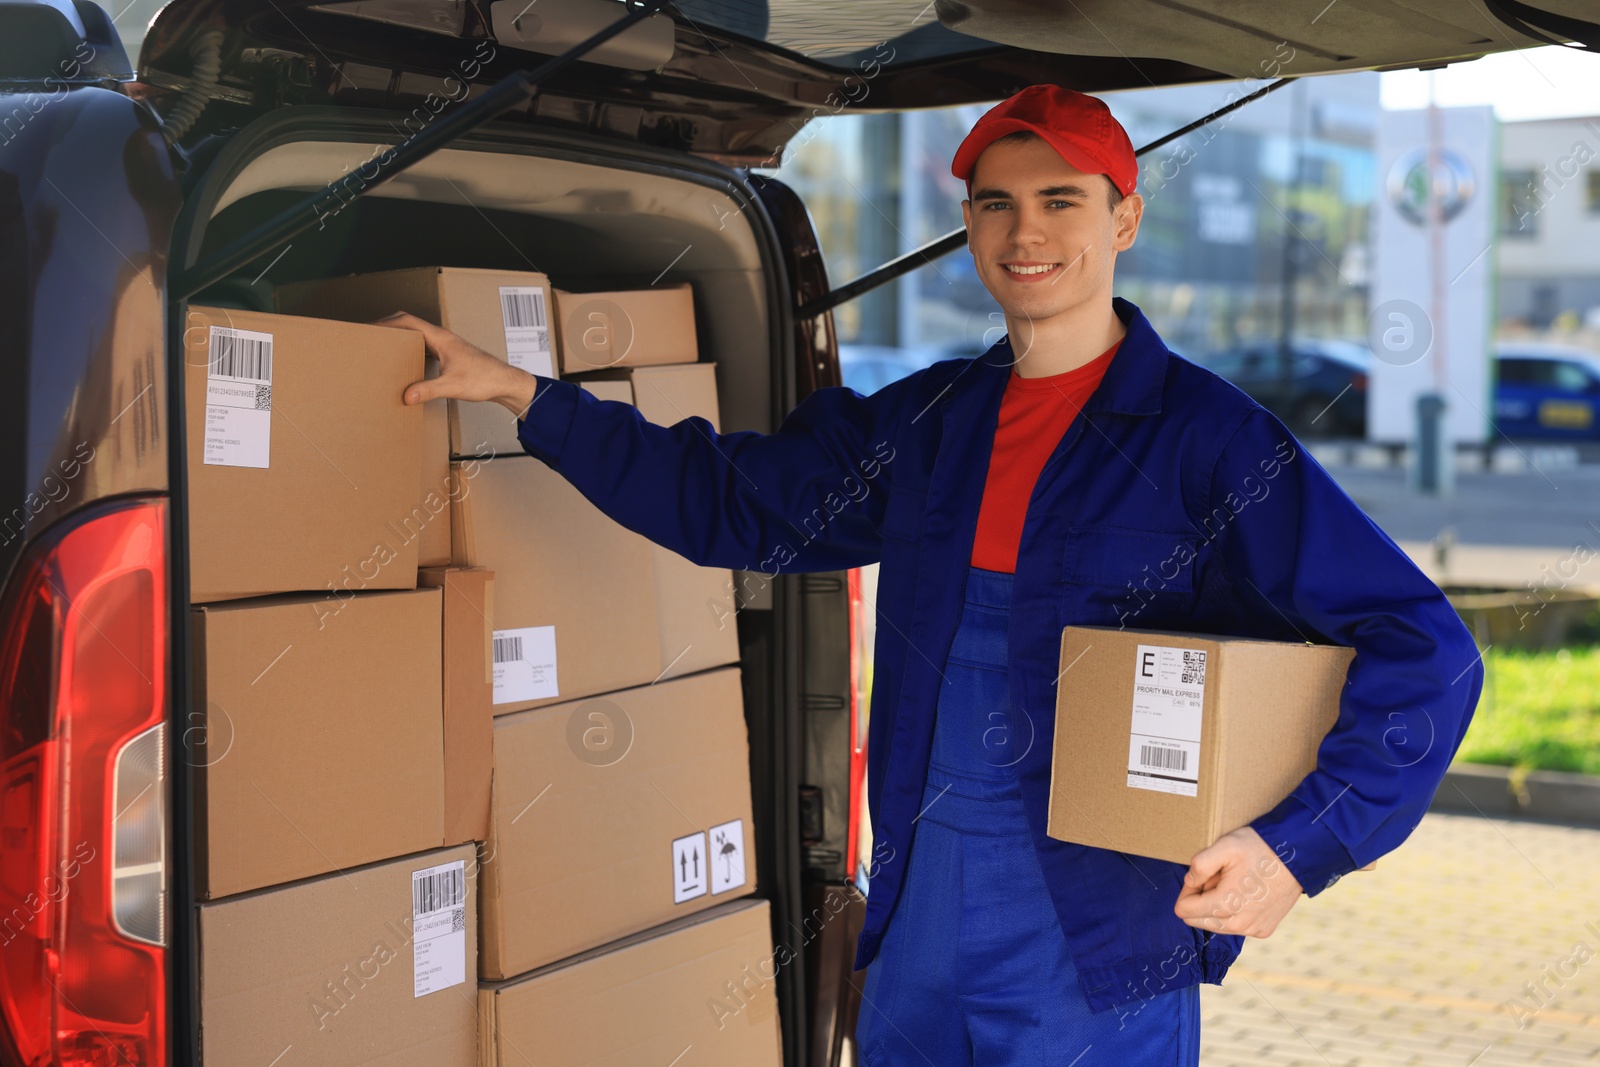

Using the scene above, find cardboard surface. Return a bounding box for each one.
[480,667,756,978]
[1048,625,1356,864]
[478,898,780,1067]
[200,844,478,1067]
[419,566,496,846]
[192,588,445,898]
[553,283,697,374]
[570,363,740,678]
[450,454,661,713]
[184,306,424,603]
[277,267,555,458]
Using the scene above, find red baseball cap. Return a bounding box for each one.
[951,84,1138,197]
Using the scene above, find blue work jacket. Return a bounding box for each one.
[514,295,1483,1016]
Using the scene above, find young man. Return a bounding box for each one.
[386,84,1482,1065]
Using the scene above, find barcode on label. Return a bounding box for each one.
[413,865,464,917]
[500,289,547,329]
[492,635,522,663]
[209,328,273,382]
[1139,744,1188,771]
[1180,650,1206,686]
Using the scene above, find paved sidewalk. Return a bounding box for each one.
[1201,811,1600,1066]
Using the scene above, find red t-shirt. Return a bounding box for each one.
[970,338,1122,573]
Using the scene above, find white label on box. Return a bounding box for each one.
[708,818,746,895]
[1126,644,1206,797]
[499,286,554,377]
[672,831,708,903]
[203,326,273,469]
[491,625,558,704]
[411,859,466,998]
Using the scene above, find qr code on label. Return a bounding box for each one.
[1180,649,1207,685]
[451,908,465,934]
[254,384,272,411]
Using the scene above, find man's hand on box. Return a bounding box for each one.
[1173,825,1303,938]
[378,311,539,419]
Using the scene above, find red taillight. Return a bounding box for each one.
[846,567,869,888]
[0,499,167,1067]
[1352,371,1369,392]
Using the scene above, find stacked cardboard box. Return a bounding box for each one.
[185,306,492,1066]
[480,667,757,978]
[277,266,557,458]
[210,277,773,1065]
[460,284,770,1063]
[183,305,430,601]
[479,898,782,1067]
[200,843,480,1067]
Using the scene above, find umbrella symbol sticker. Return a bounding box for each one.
[709,818,745,894]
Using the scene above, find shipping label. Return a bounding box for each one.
[411,859,466,998]
[1126,644,1206,797]
[492,625,558,704]
[203,326,273,468]
[499,286,554,377]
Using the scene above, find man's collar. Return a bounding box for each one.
[975,296,1168,417]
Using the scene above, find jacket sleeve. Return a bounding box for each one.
[1206,407,1484,896]
[513,371,916,574]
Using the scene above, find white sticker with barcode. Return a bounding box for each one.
[203,326,273,469]
[411,859,466,998]
[492,625,558,704]
[499,286,554,378]
[1126,644,1206,797]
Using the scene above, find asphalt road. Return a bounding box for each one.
[1323,464,1600,553]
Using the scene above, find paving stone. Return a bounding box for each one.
[1200,812,1600,1066]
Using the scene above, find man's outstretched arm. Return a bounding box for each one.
[385,311,914,574]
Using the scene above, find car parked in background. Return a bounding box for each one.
[1493,342,1600,440]
[1194,339,1371,438]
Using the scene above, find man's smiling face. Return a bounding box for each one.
[960,133,1142,334]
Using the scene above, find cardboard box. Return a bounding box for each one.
[276,267,555,458]
[184,306,425,603]
[1048,626,1356,865]
[569,363,740,678]
[552,282,697,374]
[192,588,446,898]
[480,667,756,978]
[479,898,780,1067]
[450,454,661,713]
[200,843,478,1067]
[576,378,633,404]
[420,566,496,846]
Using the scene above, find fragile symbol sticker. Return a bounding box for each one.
[411,859,466,998]
[499,286,554,378]
[709,818,746,895]
[203,326,273,469]
[1127,644,1205,797]
[672,831,707,903]
[492,625,557,704]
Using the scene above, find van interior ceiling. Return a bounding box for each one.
[189,142,777,440]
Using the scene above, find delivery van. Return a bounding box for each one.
[0,0,1568,1063]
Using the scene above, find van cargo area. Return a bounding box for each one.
[169,116,847,1066]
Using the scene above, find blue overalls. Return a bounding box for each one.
[854,565,1200,1066]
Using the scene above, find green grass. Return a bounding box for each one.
[1456,646,1600,776]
